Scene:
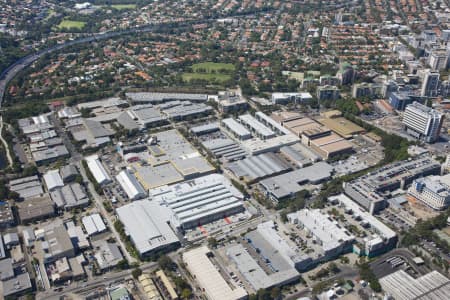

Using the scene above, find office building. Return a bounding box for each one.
[344,156,441,214]
[271,92,313,105]
[389,92,414,111]
[317,85,340,101]
[183,246,247,300]
[420,71,440,97]
[329,194,397,257]
[429,50,449,71]
[221,118,252,140]
[408,176,450,210]
[351,83,381,98]
[227,222,302,290]
[238,114,276,140]
[217,91,249,113]
[403,102,444,143]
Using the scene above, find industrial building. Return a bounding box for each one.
[183,246,247,300]
[408,176,450,210]
[16,194,55,224]
[81,214,107,236]
[149,174,245,230]
[118,105,167,130]
[0,201,14,228]
[40,225,75,263]
[316,113,365,139]
[50,183,89,210]
[329,194,397,257]
[116,200,180,257]
[239,114,275,140]
[201,138,246,162]
[260,162,333,202]
[70,119,113,149]
[288,209,355,259]
[1,273,32,298]
[85,155,112,185]
[43,170,64,192]
[132,129,215,189]
[280,143,321,167]
[126,92,208,104]
[8,175,44,199]
[116,169,146,200]
[309,133,354,159]
[94,241,124,271]
[160,102,213,121]
[344,156,440,214]
[190,122,220,135]
[403,102,444,143]
[221,118,252,140]
[227,221,301,290]
[379,270,450,300]
[227,152,292,183]
[60,165,79,183]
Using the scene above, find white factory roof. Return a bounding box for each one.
[329,194,396,240]
[222,118,251,138]
[380,270,450,300]
[116,200,179,255]
[149,174,244,229]
[116,170,146,200]
[255,111,292,135]
[43,170,64,191]
[82,214,107,236]
[287,209,354,252]
[85,155,111,185]
[183,246,247,300]
[239,114,275,138]
[260,162,333,200]
[240,133,300,155]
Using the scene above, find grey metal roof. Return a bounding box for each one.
[227,153,291,182]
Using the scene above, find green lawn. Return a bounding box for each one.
[110,4,137,10]
[191,62,235,73]
[57,20,86,30]
[182,73,232,83]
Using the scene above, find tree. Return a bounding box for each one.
[158,255,176,271]
[116,259,129,270]
[207,237,218,248]
[131,268,142,279]
[181,288,192,299]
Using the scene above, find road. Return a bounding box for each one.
[37,260,158,300]
[0,115,12,167]
[77,160,137,264]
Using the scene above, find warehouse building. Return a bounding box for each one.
[126,92,207,104]
[227,152,292,183]
[280,144,321,167]
[161,102,213,121]
[43,169,64,192]
[82,214,107,237]
[190,122,220,135]
[238,114,276,140]
[132,129,214,189]
[149,174,245,230]
[85,155,112,185]
[309,133,354,159]
[60,165,79,183]
[117,105,167,130]
[380,270,450,300]
[116,170,146,200]
[41,225,75,263]
[260,162,333,202]
[221,118,252,140]
[344,156,441,214]
[116,200,180,257]
[17,194,55,224]
[32,145,70,166]
[329,194,397,257]
[183,246,247,300]
[8,176,44,199]
[50,183,89,211]
[201,138,246,162]
[227,221,302,290]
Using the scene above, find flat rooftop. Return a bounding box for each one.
[316,117,364,138]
